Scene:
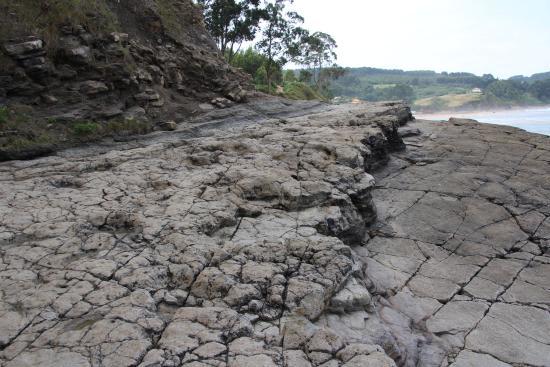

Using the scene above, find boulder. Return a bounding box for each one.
[3,38,44,59]
[69,46,92,63]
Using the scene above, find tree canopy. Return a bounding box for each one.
[197,0,342,97]
[196,0,265,60]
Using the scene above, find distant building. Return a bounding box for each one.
[471,88,483,94]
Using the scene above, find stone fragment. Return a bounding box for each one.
[79,80,109,95]
[3,38,44,59]
[330,277,371,313]
[158,120,177,131]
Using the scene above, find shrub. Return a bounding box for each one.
[284,70,296,83]
[0,0,118,45]
[0,107,8,125]
[283,82,324,101]
[72,122,99,136]
[106,118,152,135]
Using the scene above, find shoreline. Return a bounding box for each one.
[414,105,550,136]
[414,104,550,119]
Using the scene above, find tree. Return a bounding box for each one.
[380,84,415,102]
[293,32,338,87]
[485,80,525,101]
[255,0,304,91]
[284,69,296,83]
[254,64,268,85]
[229,47,283,86]
[316,65,345,96]
[197,0,265,61]
[480,73,496,88]
[298,69,312,83]
[529,79,550,102]
[231,47,268,76]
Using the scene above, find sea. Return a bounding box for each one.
[416,106,550,136]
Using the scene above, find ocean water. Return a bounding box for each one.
[416,107,550,136]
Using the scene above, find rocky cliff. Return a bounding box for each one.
[0,0,250,159]
[1,99,549,367]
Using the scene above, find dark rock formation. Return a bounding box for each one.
[0,0,249,123]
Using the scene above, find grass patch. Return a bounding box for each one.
[106,118,152,136]
[0,106,8,124]
[282,82,325,101]
[0,106,153,160]
[73,122,100,136]
[373,84,396,90]
[0,0,119,45]
[414,93,482,111]
[2,134,55,151]
[255,82,326,101]
[155,0,203,41]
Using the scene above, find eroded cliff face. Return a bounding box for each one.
[0,98,550,366]
[0,0,249,124]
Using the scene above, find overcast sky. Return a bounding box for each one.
[288,0,550,78]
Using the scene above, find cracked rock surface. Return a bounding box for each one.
[0,101,408,367]
[0,102,549,367]
[350,117,550,366]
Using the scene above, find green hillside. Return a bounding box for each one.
[330,67,550,112]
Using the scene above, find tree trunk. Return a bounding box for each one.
[267,36,273,92]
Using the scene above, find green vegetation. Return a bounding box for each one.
[415,93,482,111]
[156,0,210,43]
[255,1,305,90]
[229,47,340,100]
[199,0,343,101]
[105,118,151,136]
[0,106,8,125]
[0,0,118,45]
[529,79,550,102]
[330,67,550,111]
[196,0,266,60]
[0,105,153,160]
[73,122,100,136]
[282,81,324,100]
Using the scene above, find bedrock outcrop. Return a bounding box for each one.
[0,0,249,123]
[0,100,549,367]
